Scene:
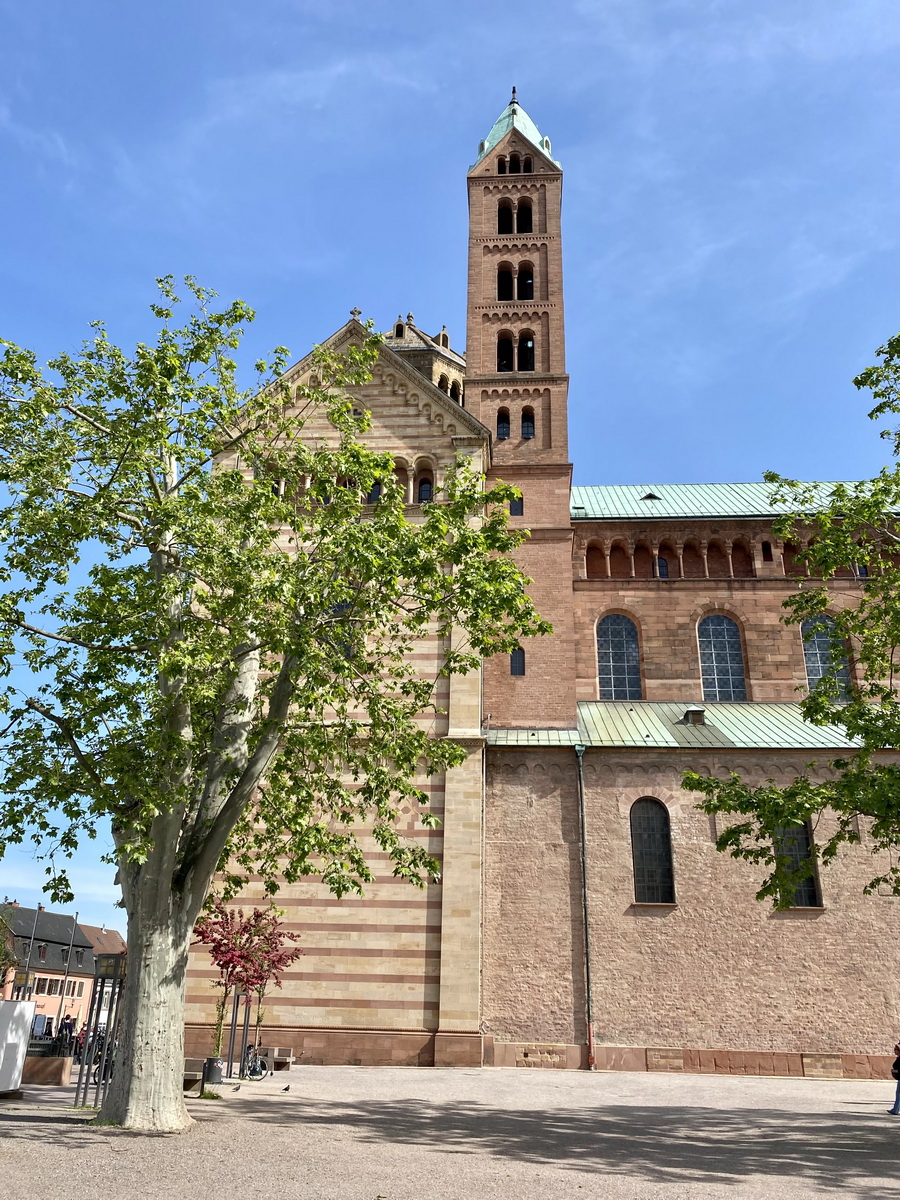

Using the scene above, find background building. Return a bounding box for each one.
[185,96,900,1079]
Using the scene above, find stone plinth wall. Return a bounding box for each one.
[184,1024,437,1067]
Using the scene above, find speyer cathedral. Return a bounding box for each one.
[187,95,899,1079]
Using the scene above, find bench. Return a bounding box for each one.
[257,1045,295,1073]
[183,1057,205,1091]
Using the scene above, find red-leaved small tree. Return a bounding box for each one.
[194,899,301,1057]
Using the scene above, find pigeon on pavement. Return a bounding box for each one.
[282,1084,290,1092]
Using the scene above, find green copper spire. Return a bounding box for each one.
[471,89,559,169]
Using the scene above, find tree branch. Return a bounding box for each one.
[25,698,107,792]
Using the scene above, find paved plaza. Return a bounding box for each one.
[1,1066,897,1199]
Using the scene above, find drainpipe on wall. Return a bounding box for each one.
[574,743,595,1070]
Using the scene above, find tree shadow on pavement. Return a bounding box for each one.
[233,1097,898,1199]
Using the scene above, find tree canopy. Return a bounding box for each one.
[0,278,550,1129]
[684,333,900,906]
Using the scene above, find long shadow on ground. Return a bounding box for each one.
[2,1095,896,1197]
[232,1096,899,1198]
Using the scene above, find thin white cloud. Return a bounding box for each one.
[0,102,77,169]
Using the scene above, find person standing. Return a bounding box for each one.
[888,1042,900,1115]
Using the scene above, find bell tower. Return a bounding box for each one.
[467,93,576,727]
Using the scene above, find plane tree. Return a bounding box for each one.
[0,278,549,1131]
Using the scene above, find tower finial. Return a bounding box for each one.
[510,86,517,106]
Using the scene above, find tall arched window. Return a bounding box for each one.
[516,199,533,233]
[774,822,820,907]
[521,407,535,439]
[497,156,507,175]
[698,614,747,701]
[656,555,669,579]
[497,265,514,301]
[510,646,526,676]
[394,323,404,339]
[449,381,461,404]
[496,408,510,440]
[517,331,535,371]
[630,799,675,904]
[497,334,514,372]
[523,156,533,173]
[517,263,534,300]
[498,201,514,235]
[417,474,433,503]
[802,616,851,697]
[437,374,449,393]
[597,614,642,700]
[508,153,521,174]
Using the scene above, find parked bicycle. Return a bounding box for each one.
[241,1042,266,1080]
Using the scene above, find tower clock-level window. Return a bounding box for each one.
[508,153,521,174]
[517,263,534,300]
[597,614,642,700]
[497,155,507,174]
[497,266,514,301]
[773,821,821,907]
[523,155,533,172]
[510,646,526,676]
[516,199,533,234]
[497,335,514,372]
[630,798,675,904]
[498,200,514,235]
[698,614,747,701]
[497,408,511,440]
[517,332,535,371]
[521,407,535,439]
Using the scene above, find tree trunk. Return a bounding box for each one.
[99,886,197,1132]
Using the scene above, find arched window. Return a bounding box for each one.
[497,156,507,175]
[597,614,642,700]
[510,646,526,676]
[657,555,669,579]
[774,822,820,907]
[521,407,535,439]
[630,799,675,904]
[449,381,461,403]
[497,408,510,440]
[509,495,523,517]
[698,614,747,701]
[365,481,382,504]
[497,265,514,301]
[517,331,535,371]
[437,374,449,393]
[523,155,533,173]
[497,334,514,372]
[761,541,774,562]
[417,474,433,503]
[508,153,521,174]
[517,263,534,300]
[394,323,404,339]
[801,616,851,697]
[498,200,514,235]
[516,199,533,234]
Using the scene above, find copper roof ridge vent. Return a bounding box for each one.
[682,705,707,725]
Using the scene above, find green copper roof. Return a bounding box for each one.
[488,701,859,750]
[471,91,559,169]
[570,482,854,521]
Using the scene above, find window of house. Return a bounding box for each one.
[630,798,675,904]
[497,409,511,440]
[76,981,85,997]
[801,616,851,697]
[35,977,49,994]
[516,199,533,234]
[509,496,524,517]
[75,949,84,967]
[498,201,514,235]
[521,408,535,439]
[510,647,526,676]
[497,335,514,372]
[38,944,47,962]
[698,614,747,701]
[517,264,534,300]
[517,332,535,371]
[774,822,820,907]
[597,614,642,700]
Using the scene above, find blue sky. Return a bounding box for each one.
[1,0,897,929]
